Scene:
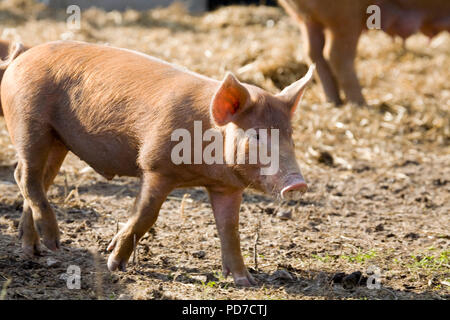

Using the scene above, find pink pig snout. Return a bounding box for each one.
[280,173,308,200]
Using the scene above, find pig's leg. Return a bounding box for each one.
[107,172,173,271]
[300,21,342,105]
[16,162,40,256]
[18,140,68,256]
[327,29,366,105]
[14,134,64,252]
[18,203,40,256]
[208,188,256,286]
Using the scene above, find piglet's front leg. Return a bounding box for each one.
[208,188,256,287]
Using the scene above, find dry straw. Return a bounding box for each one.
[1,0,447,174]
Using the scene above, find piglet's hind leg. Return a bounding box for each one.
[17,141,67,256]
[14,132,65,253]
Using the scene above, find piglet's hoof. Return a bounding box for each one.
[107,254,127,272]
[106,236,130,272]
[35,220,60,251]
[19,224,42,256]
[42,237,60,252]
[22,242,43,257]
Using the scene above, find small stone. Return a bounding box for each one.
[117,294,133,300]
[342,271,362,289]
[277,210,292,220]
[21,260,41,269]
[192,250,206,259]
[405,232,420,240]
[110,274,120,283]
[268,269,295,282]
[191,275,207,283]
[46,257,61,268]
[264,207,275,215]
[386,233,396,238]
[318,151,334,166]
[331,272,346,284]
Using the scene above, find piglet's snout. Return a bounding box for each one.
[280,173,308,200]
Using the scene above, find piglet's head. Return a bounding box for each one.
[210,64,315,200]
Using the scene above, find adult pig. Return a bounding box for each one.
[279,0,450,105]
[1,41,314,286]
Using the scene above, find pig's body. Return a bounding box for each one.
[1,41,313,286]
[279,0,450,105]
[5,42,215,181]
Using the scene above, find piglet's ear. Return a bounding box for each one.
[277,64,315,116]
[210,72,250,126]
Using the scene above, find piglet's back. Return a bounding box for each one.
[2,40,216,139]
[1,41,218,179]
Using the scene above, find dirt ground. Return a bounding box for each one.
[0,1,448,300]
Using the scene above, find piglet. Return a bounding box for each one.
[1,41,314,286]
